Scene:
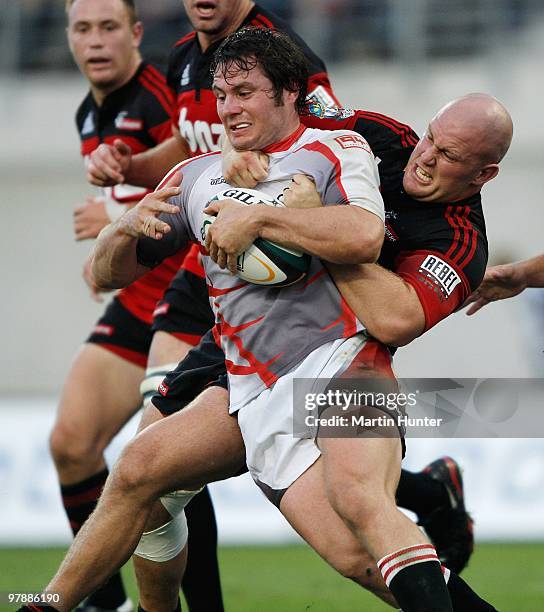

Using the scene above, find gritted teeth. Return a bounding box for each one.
[231,123,250,131]
[416,166,432,182]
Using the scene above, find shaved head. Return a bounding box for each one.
[403,93,513,203]
[435,93,513,164]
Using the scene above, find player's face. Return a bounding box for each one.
[213,61,300,151]
[403,110,487,203]
[67,0,142,94]
[182,0,250,37]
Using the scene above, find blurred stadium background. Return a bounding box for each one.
[1,0,543,609]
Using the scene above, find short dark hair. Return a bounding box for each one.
[66,0,139,25]
[210,27,309,115]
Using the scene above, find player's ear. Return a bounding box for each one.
[283,88,299,107]
[132,20,144,46]
[474,163,499,187]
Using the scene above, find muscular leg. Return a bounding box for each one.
[133,500,188,612]
[320,435,420,559]
[279,457,396,607]
[45,387,245,612]
[49,343,144,608]
[133,400,189,612]
[146,331,193,369]
[50,344,144,484]
[318,424,453,611]
[133,332,224,612]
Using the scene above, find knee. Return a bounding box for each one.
[109,437,160,499]
[49,420,103,469]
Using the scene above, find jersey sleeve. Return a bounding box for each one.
[135,168,194,269]
[136,207,192,269]
[395,237,487,332]
[138,63,176,145]
[307,131,384,221]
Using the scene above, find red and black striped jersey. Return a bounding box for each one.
[76,61,174,160]
[380,190,487,333]
[305,107,488,333]
[75,61,189,324]
[167,3,339,158]
[166,4,339,278]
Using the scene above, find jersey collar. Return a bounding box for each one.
[262,124,307,154]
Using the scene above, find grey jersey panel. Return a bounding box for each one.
[137,128,384,409]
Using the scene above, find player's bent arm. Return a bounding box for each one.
[92,177,182,288]
[329,262,425,346]
[92,223,151,289]
[255,204,384,264]
[126,130,190,188]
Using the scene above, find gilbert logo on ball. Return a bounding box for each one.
[201,188,311,287]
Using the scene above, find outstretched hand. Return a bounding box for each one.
[465,263,527,315]
[117,172,182,241]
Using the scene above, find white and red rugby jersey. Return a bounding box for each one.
[137,126,384,409]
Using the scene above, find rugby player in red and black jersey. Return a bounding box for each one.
[50,1,216,611]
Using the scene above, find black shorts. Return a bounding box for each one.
[151,269,215,346]
[86,297,152,367]
[151,328,228,416]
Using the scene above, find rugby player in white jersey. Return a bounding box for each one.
[26,28,508,612]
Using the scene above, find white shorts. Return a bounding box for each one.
[236,332,395,506]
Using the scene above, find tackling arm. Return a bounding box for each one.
[328,262,425,346]
[255,204,383,264]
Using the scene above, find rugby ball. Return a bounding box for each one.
[201,188,311,287]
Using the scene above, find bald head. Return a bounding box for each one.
[403,93,513,203]
[435,93,513,164]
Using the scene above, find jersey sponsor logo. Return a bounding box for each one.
[114,111,143,131]
[307,102,356,121]
[178,107,224,154]
[158,380,169,396]
[419,255,461,297]
[92,324,114,336]
[180,64,190,86]
[334,134,371,153]
[210,177,227,185]
[306,85,336,110]
[81,111,94,135]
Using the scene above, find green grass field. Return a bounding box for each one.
[0,543,542,611]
